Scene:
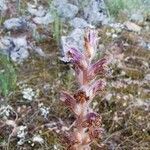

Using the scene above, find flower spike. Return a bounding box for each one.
[88,58,107,80]
[68,47,88,70]
[60,91,76,110]
[58,28,108,149]
[84,28,97,61]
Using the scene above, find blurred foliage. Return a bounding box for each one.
[16,0,27,15]
[49,0,62,44]
[52,11,62,44]
[0,53,17,96]
[105,0,150,19]
[0,14,4,26]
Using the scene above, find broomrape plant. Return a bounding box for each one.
[54,28,108,150]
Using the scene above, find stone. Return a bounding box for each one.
[130,13,144,23]
[112,34,118,38]
[139,40,150,50]
[66,28,85,51]
[33,13,54,25]
[0,36,29,63]
[69,17,89,28]
[52,0,67,5]
[3,18,27,30]
[147,43,150,50]
[32,135,44,144]
[83,0,107,25]
[33,46,47,57]
[109,22,124,30]
[0,0,7,12]
[144,74,150,81]
[22,87,36,101]
[27,2,54,25]
[139,40,147,49]
[59,3,78,19]
[52,0,78,19]
[60,28,85,62]
[10,37,29,63]
[27,3,46,17]
[124,21,142,32]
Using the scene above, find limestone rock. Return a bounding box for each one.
[69,17,89,28]
[124,21,142,32]
[0,36,29,63]
[4,18,27,30]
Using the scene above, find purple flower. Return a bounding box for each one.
[89,128,103,139]
[60,91,76,110]
[57,28,108,149]
[84,29,97,60]
[68,47,88,70]
[87,80,106,99]
[87,29,97,48]
[85,112,102,127]
[67,48,90,85]
[88,58,107,80]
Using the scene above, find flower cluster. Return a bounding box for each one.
[60,28,107,150]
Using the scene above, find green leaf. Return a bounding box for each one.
[0,53,17,96]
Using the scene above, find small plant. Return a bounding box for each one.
[52,10,62,43]
[49,1,62,44]
[105,0,149,19]
[16,0,26,15]
[105,0,125,18]
[0,53,17,96]
[0,13,4,26]
[53,28,108,149]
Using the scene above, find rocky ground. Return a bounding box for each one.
[0,0,150,150]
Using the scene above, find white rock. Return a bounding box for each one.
[52,0,67,5]
[105,93,112,101]
[4,18,27,30]
[33,12,54,25]
[59,3,78,19]
[17,126,27,145]
[53,144,60,150]
[0,105,13,119]
[112,34,118,38]
[84,0,107,25]
[145,74,150,81]
[139,40,150,50]
[124,21,142,32]
[61,28,85,58]
[52,0,78,19]
[0,36,29,63]
[109,22,124,30]
[27,3,46,17]
[10,47,29,63]
[69,17,89,28]
[17,126,27,138]
[39,106,50,118]
[130,13,144,23]
[0,37,11,49]
[34,47,47,57]
[22,87,35,101]
[13,36,27,47]
[27,2,54,25]
[0,0,7,12]
[32,135,44,144]
[11,37,29,63]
